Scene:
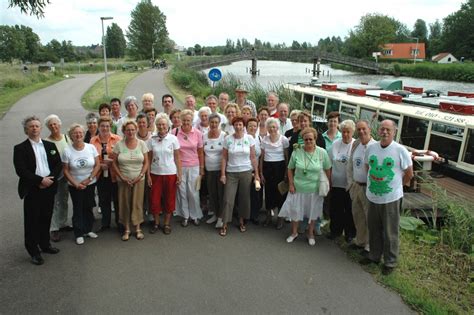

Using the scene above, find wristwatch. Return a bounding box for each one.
[89,176,95,181]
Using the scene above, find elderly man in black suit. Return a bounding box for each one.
[13,115,62,265]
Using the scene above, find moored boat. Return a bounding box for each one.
[285,81,474,185]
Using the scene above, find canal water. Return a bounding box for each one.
[209,60,474,93]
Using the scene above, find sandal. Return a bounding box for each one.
[136,230,144,240]
[149,224,159,234]
[163,224,171,235]
[239,224,247,233]
[219,226,227,237]
[121,231,130,241]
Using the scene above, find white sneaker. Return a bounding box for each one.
[215,218,223,229]
[308,238,316,246]
[76,237,84,245]
[286,234,298,243]
[206,215,217,224]
[86,232,98,239]
[98,208,102,214]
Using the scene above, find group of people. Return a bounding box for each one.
[14,86,413,275]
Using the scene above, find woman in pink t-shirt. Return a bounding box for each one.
[172,109,204,227]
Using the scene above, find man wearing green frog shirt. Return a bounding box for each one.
[360,120,413,275]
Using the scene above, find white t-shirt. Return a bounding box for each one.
[62,143,98,185]
[203,131,226,171]
[261,134,289,162]
[365,141,412,204]
[147,134,180,175]
[352,138,377,183]
[224,134,255,173]
[329,138,354,188]
[279,119,293,135]
[252,135,262,160]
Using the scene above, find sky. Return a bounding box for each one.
[0,0,465,48]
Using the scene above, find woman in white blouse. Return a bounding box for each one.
[260,118,289,229]
[203,113,226,228]
[220,116,260,236]
[147,114,181,235]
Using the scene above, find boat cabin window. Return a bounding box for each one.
[462,129,474,165]
[313,103,325,118]
[314,95,325,104]
[341,103,357,121]
[303,94,313,111]
[360,108,376,122]
[432,123,464,138]
[327,99,340,114]
[429,134,461,163]
[400,116,428,149]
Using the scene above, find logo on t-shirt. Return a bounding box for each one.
[74,158,88,169]
[368,155,395,196]
[355,157,363,168]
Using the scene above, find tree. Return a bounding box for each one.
[441,0,474,59]
[19,25,40,61]
[106,23,126,58]
[194,44,202,55]
[0,25,26,63]
[411,19,428,42]
[343,13,408,58]
[8,0,50,18]
[126,0,169,60]
[291,40,301,50]
[428,20,443,56]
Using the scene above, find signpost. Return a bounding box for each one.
[208,68,222,87]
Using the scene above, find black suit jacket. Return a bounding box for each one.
[13,139,62,199]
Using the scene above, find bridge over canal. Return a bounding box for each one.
[186,49,392,74]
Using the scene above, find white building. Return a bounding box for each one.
[432,53,458,64]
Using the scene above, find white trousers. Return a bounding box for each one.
[176,166,202,220]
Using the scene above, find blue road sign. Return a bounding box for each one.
[208,68,222,82]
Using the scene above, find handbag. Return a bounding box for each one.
[318,149,330,197]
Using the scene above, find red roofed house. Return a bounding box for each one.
[380,43,426,61]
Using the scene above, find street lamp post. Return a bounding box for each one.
[409,36,419,64]
[100,17,113,97]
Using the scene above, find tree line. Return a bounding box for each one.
[191,1,474,61]
[1,0,173,63]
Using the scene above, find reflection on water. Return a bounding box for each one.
[207,60,474,93]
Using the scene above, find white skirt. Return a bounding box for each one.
[278,191,324,222]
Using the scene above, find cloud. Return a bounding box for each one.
[0,0,464,47]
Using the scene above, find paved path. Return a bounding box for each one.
[124,68,182,110]
[0,71,412,314]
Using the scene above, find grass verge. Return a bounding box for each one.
[0,74,64,118]
[81,70,143,111]
[164,68,189,105]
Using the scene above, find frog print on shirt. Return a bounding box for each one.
[368,155,395,196]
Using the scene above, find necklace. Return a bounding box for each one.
[303,149,316,175]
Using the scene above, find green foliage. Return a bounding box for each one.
[396,62,474,82]
[399,216,425,231]
[442,0,474,59]
[170,64,211,100]
[343,13,410,58]
[127,0,169,60]
[8,0,50,17]
[106,23,126,58]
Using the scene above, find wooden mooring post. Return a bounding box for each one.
[312,58,321,77]
[250,58,259,76]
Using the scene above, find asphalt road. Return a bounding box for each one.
[0,70,412,314]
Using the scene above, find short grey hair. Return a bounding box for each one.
[85,112,99,123]
[124,96,138,109]
[209,113,221,123]
[67,123,85,139]
[339,119,356,132]
[205,95,218,104]
[265,117,280,130]
[267,91,279,102]
[22,115,41,135]
[198,106,211,115]
[44,114,62,127]
[154,113,171,129]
